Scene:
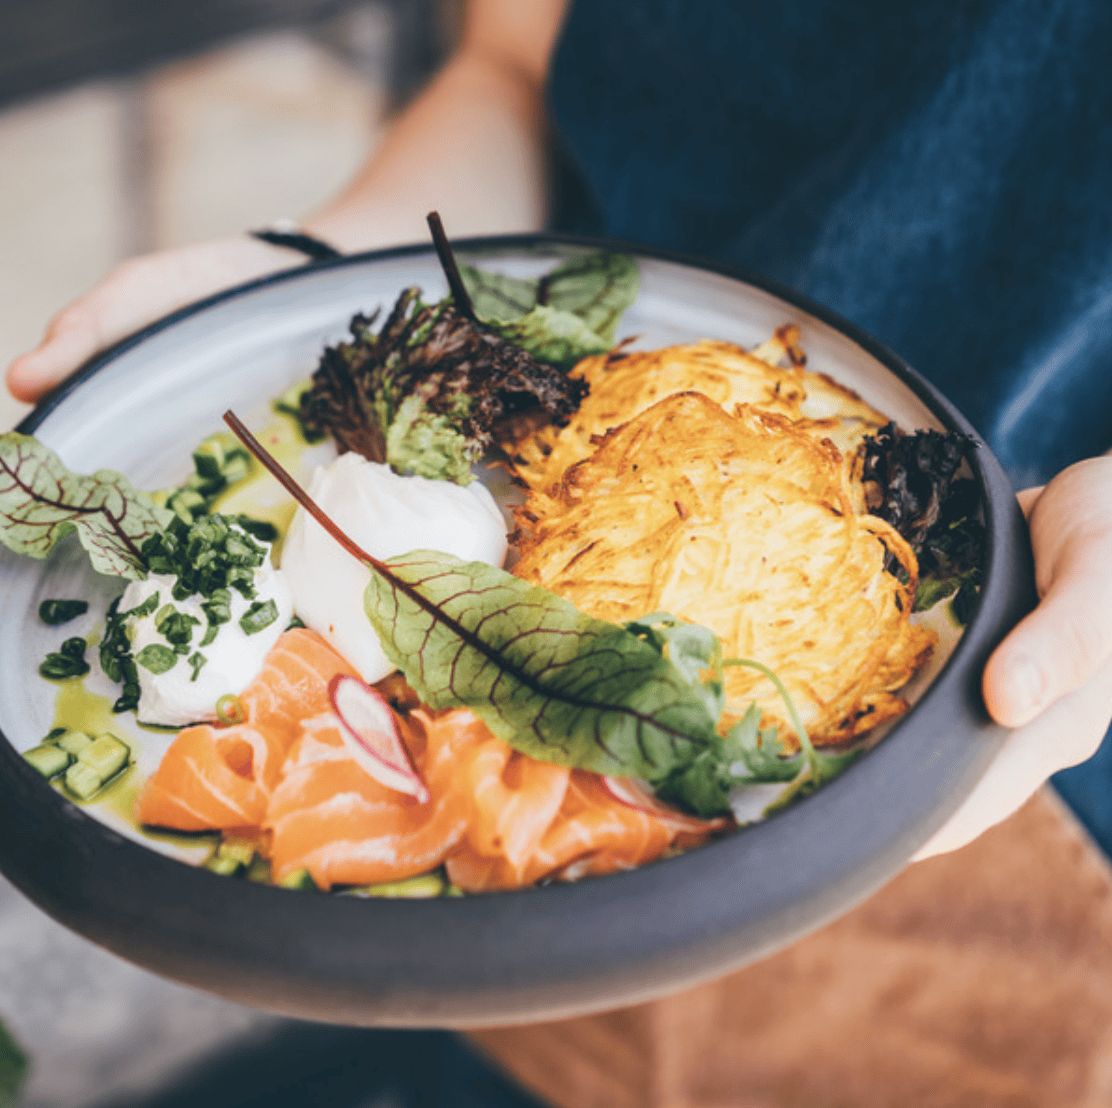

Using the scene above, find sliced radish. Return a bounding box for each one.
[602,775,730,832]
[328,674,430,804]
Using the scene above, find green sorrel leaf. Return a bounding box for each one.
[363,550,720,781]
[0,433,168,579]
[461,252,639,347]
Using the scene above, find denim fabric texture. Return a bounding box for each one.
[548,0,1112,487]
[547,0,1112,849]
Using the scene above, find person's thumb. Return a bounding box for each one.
[983,457,1112,730]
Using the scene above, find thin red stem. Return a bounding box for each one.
[222,411,383,570]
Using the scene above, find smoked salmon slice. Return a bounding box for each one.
[444,769,692,892]
[265,709,471,889]
[135,628,356,832]
[136,627,722,889]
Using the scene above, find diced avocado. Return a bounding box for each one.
[24,743,72,779]
[55,730,94,757]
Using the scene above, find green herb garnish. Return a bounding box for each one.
[239,599,279,635]
[215,694,246,726]
[39,637,90,680]
[122,591,160,619]
[188,652,207,681]
[141,515,265,601]
[100,597,140,713]
[135,643,177,675]
[155,606,201,652]
[37,598,88,625]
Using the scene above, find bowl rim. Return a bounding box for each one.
[0,233,1034,1027]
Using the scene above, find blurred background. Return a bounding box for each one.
[0,3,543,1105]
[0,0,461,430]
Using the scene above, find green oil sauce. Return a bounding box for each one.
[49,677,217,854]
[210,408,316,560]
[51,679,118,739]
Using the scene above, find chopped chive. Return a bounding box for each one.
[39,638,90,680]
[239,599,279,635]
[122,592,160,619]
[135,643,177,674]
[38,599,88,625]
[215,694,246,727]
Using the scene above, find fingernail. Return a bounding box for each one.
[1008,657,1045,722]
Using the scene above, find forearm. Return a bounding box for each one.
[306,10,560,251]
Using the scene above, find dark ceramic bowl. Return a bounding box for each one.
[0,236,1034,1027]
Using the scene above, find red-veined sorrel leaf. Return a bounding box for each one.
[0,433,166,579]
[364,550,720,779]
[225,411,720,782]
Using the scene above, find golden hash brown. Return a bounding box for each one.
[510,329,888,494]
[512,391,936,748]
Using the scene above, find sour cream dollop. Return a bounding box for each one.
[281,453,508,682]
[119,547,293,727]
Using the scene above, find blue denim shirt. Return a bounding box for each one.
[547,0,1112,845]
[547,0,1112,488]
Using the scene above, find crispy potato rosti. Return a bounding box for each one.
[513,388,936,748]
[511,330,888,495]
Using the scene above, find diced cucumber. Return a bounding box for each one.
[245,856,273,884]
[24,744,72,779]
[55,730,94,757]
[62,733,131,799]
[278,868,319,892]
[205,854,245,877]
[203,838,258,877]
[77,734,129,780]
[168,487,206,522]
[342,873,447,899]
[64,762,102,800]
[219,840,257,867]
[222,453,250,484]
[192,437,228,481]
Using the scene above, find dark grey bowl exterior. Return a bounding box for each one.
[0,236,1035,1027]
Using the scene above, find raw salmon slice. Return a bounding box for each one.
[133,724,271,832]
[265,709,471,889]
[444,770,686,892]
[136,628,356,832]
